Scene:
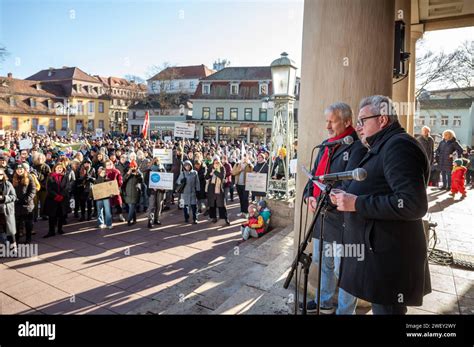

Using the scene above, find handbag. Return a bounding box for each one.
[176,176,187,194]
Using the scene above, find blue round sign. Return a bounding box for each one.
[151,173,161,183]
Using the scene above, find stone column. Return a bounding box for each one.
[295,0,395,294]
[392,0,411,130]
[408,24,424,135]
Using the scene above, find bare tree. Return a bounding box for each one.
[416,40,473,98]
[124,74,145,84]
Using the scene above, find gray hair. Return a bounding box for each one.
[359,95,398,124]
[324,102,353,122]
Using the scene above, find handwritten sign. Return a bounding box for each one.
[149,172,174,190]
[245,173,267,193]
[174,122,195,139]
[19,138,33,150]
[152,148,173,164]
[92,180,120,200]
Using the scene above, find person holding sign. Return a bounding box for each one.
[94,167,113,229]
[144,157,166,228]
[205,158,230,225]
[251,152,269,203]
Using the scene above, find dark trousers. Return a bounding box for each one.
[148,191,164,222]
[209,206,228,220]
[466,170,474,185]
[15,212,34,243]
[79,197,93,219]
[236,184,249,213]
[371,303,407,315]
[49,209,64,235]
[184,204,197,222]
[441,169,451,189]
[127,203,137,222]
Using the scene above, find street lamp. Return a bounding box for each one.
[267,52,297,200]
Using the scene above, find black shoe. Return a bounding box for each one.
[74,213,79,219]
[211,218,217,223]
[148,221,153,228]
[225,219,230,225]
[193,220,198,225]
[44,233,55,238]
[298,300,335,314]
[155,220,161,225]
[127,221,132,226]
[58,229,64,235]
[41,216,49,221]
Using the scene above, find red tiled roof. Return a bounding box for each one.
[148,65,215,81]
[26,67,100,84]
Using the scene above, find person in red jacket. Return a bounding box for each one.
[105,159,125,222]
[240,204,265,241]
[450,159,467,199]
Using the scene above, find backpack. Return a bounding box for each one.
[30,173,41,192]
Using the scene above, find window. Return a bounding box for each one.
[190,81,195,89]
[179,81,184,89]
[230,108,238,121]
[216,107,224,120]
[88,101,94,114]
[259,108,267,122]
[88,120,94,130]
[202,107,210,120]
[417,116,425,126]
[77,101,83,114]
[98,102,104,113]
[11,117,18,130]
[230,83,239,95]
[169,82,174,90]
[429,116,436,126]
[48,100,53,109]
[98,120,104,129]
[61,119,67,130]
[244,108,253,121]
[203,84,210,95]
[49,119,56,130]
[259,83,268,95]
[295,82,300,95]
[30,98,36,108]
[441,116,448,126]
[132,111,137,119]
[10,97,15,107]
[31,118,38,131]
[453,116,461,127]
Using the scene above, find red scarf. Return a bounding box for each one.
[313,126,355,198]
[50,172,64,190]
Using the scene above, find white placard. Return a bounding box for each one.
[57,130,67,137]
[149,172,174,190]
[245,172,267,192]
[153,148,173,164]
[174,122,196,139]
[19,138,33,150]
[290,159,297,174]
[164,136,172,142]
[95,128,103,138]
[37,125,47,135]
[0,130,5,136]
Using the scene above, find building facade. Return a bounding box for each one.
[95,76,147,133]
[190,66,299,144]
[0,73,67,132]
[26,67,110,132]
[415,87,474,147]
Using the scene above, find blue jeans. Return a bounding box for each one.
[127,203,137,222]
[312,238,357,315]
[372,303,407,315]
[441,169,451,188]
[96,199,112,227]
[184,204,197,222]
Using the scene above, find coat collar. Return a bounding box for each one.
[364,122,405,155]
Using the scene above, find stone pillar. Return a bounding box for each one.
[408,24,424,136]
[392,0,411,131]
[295,0,395,294]
[216,125,219,143]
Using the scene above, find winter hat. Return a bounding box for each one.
[257,200,267,210]
[183,160,192,169]
[454,159,463,166]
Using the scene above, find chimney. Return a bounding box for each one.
[48,67,54,77]
[7,72,12,78]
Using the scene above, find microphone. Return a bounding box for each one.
[312,168,367,182]
[315,136,354,148]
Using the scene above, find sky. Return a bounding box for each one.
[0,0,304,80]
[0,0,472,82]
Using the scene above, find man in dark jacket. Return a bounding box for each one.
[416,126,434,165]
[301,102,367,315]
[333,95,431,315]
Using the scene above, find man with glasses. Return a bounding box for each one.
[332,95,431,315]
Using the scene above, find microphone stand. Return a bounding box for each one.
[283,180,333,315]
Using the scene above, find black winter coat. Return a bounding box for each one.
[339,122,431,306]
[304,131,367,244]
[435,138,463,171]
[43,174,71,217]
[195,164,208,200]
[206,168,226,208]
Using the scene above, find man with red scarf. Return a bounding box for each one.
[301,102,367,315]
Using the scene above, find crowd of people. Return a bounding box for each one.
[0,132,275,251]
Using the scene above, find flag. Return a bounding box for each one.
[142,111,150,138]
[241,140,246,160]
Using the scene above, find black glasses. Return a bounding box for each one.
[356,115,382,127]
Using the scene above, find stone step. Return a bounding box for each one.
[129,226,291,314]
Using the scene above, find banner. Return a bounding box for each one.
[174,122,195,139]
[92,180,120,200]
[245,172,267,192]
[149,172,174,190]
[95,128,103,138]
[152,148,173,164]
[37,125,47,135]
[19,138,33,150]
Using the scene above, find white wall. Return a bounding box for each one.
[147,78,199,95]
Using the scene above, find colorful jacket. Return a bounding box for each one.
[243,215,265,234]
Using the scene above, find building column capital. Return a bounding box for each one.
[411,23,424,41]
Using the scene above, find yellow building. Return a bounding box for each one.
[0,73,68,132]
[26,67,111,132]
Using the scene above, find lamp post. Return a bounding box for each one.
[267,52,297,200]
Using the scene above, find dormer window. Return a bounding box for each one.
[230,83,239,95]
[48,100,53,109]
[36,83,42,90]
[30,98,37,108]
[259,82,268,95]
[202,83,211,95]
[10,97,16,107]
